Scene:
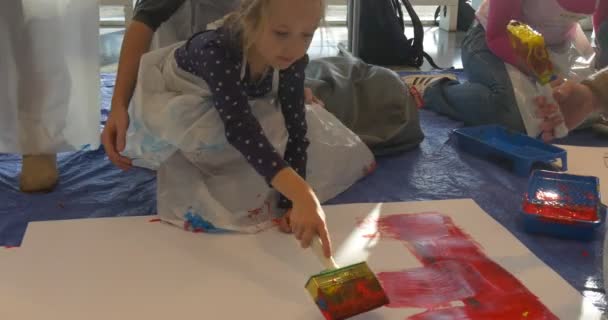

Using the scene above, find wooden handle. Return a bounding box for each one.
[310,236,339,270]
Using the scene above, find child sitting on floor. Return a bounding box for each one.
[121,0,376,257]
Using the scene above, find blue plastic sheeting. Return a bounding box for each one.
[0,74,157,247]
[0,72,606,312]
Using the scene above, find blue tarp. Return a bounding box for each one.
[1,72,606,311]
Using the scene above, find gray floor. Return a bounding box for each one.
[99,5,465,72]
[100,26,465,72]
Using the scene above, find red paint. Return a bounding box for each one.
[363,162,378,176]
[4,246,16,249]
[247,200,272,220]
[315,277,388,320]
[148,218,161,223]
[369,212,557,320]
[582,250,589,257]
[522,200,598,222]
[585,192,597,201]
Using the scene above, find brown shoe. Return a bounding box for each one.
[19,154,59,193]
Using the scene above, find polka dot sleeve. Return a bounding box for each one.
[175,31,289,184]
[276,55,311,209]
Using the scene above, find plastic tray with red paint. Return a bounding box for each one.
[520,170,605,240]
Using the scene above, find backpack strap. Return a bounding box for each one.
[400,0,453,70]
[398,0,424,67]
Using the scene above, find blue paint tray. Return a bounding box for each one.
[520,170,604,240]
[452,125,567,176]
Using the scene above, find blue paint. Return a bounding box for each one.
[184,210,228,234]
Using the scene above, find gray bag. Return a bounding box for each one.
[305,48,424,156]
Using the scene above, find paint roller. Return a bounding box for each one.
[305,237,389,320]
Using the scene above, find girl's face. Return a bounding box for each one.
[252,0,322,70]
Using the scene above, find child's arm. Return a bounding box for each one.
[485,0,524,68]
[276,55,311,209]
[103,0,186,170]
[112,0,185,109]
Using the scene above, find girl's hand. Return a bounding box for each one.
[270,168,332,258]
[534,95,563,142]
[304,87,324,108]
[551,78,600,130]
[277,209,292,233]
[289,193,332,258]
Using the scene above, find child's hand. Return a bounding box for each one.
[102,106,132,170]
[534,96,563,142]
[270,168,332,257]
[277,209,293,233]
[289,194,332,258]
[551,78,600,130]
[304,87,325,108]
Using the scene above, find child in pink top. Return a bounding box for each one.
[417,0,606,139]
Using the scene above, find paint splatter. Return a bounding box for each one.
[522,200,598,222]
[363,161,378,176]
[148,218,161,223]
[368,212,558,320]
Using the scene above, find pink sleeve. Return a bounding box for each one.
[593,0,608,34]
[485,0,524,67]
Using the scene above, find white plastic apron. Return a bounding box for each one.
[123,40,375,233]
[0,0,100,154]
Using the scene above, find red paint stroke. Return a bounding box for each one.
[4,246,16,249]
[369,212,558,320]
[522,200,598,222]
[316,277,388,320]
[363,161,378,176]
[148,218,161,223]
[247,200,272,220]
[582,250,589,257]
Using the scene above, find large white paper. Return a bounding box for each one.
[557,144,608,201]
[0,199,601,319]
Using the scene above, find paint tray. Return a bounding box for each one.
[520,170,604,240]
[452,125,567,176]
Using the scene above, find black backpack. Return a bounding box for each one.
[356,0,442,69]
[434,0,476,32]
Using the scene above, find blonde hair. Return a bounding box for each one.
[223,0,326,56]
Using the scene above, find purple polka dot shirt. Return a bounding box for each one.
[174,28,309,209]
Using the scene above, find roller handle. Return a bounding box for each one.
[310,236,339,270]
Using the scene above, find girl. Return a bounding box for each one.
[121,0,375,257]
[406,0,608,141]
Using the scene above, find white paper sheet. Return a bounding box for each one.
[557,144,608,201]
[0,199,601,319]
